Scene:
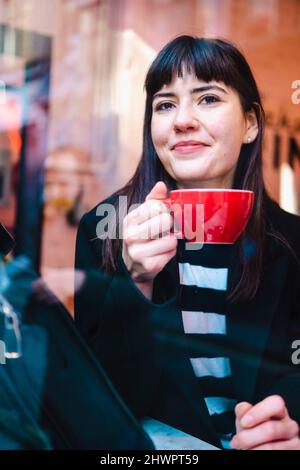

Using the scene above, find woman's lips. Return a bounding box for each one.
[172,143,207,154]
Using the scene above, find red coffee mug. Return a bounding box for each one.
[162,189,254,244]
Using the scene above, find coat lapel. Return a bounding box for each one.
[226,243,289,403]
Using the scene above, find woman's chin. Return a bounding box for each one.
[173,176,208,189]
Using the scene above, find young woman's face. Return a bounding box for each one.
[151,71,257,188]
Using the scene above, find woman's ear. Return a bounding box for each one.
[243,108,259,144]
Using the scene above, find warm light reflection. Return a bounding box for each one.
[279,162,298,214]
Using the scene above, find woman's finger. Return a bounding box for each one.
[125,212,173,241]
[250,437,300,451]
[239,395,287,428]
[145,181,168,201]
[125,199,167,226]
[231,418,299,450]
[235,402,253,433]
[128,235,178,260]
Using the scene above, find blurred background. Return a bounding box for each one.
[0,0,299,313]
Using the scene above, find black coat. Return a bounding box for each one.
[75,197,300,449]
[0,230,153,450]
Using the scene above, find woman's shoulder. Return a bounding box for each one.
[79,192,121,233]
[265,197,300,255]
[83,193,120,220]
[266,197,300,231]
[76,192,122,266]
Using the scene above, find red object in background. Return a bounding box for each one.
[0,95,23,232]
[163,189,254,243]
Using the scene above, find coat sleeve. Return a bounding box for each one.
[74,210,178,417]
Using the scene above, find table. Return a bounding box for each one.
[141,418,220,450]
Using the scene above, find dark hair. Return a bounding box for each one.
[100,35,281,302]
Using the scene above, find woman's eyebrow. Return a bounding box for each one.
[153,84,228,100]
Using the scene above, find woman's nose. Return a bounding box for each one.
[173,105,200,132]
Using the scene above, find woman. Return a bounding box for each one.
[75,36,300,450]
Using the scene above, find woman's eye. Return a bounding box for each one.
[154,102,174,112]
[201,95,219,105]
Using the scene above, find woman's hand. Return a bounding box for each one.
[231,395,300,450]
[122,181,178,299]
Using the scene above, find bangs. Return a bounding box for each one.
[145,36,253,100]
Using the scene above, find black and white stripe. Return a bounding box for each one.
[178,242,236,449]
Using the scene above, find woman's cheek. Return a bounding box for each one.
[152,125,168,147]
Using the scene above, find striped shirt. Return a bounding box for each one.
[178,240,236,449]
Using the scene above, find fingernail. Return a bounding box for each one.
[235,402,245,412]
[240,414,254,427]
